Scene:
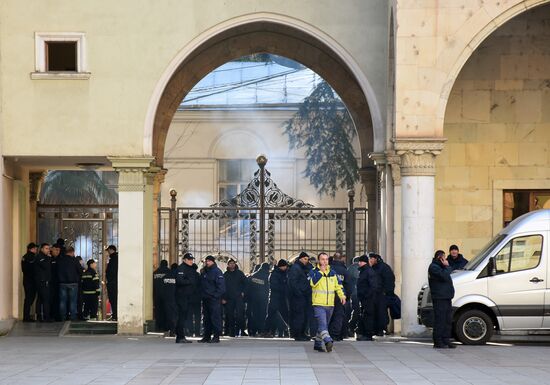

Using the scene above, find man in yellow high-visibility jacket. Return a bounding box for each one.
[309,252,346,352]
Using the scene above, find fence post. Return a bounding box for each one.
[169,189,177,265]
[257,154,267,264]
[347,189,356,261]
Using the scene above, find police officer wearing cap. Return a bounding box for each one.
[154,260,177,335]
[105,245,118,321]
[175,252,199,343]
[199,255,225,343]
[356,254,384,341]
[21,242,38,322]
[288,251,313,341]
[263,259,290,337]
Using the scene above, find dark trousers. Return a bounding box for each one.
[224,296,245,336]
[77,283,83,319]
[202,297,222,337]
[359,293,385,338]
[23,280,37,320]
[289,295,309,338]
[106,282,118,319]
[36,281,51,321]
[83,293,99,319]
[186,301,201,336]
[264,297,289,334]
[50,282,60,321]
[433,299,453,345]
[349,294,360,334]
[59,283,78,321]
[329,299,345,339]
[176,300,190,339]
[249,297,267,334]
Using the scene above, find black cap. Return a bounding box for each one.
[227,258,237,264]
[160,260,168,267]
[298,251,309,259]
[277,259,289,267]
[368,252,381,260]
[106,245,117,252]
[27,242,38,250]
[56,238,66,246]
[205,255,216,263]
[86,259,96,267]
[183,252,194,260]
[357,254,369,263]
[449,244,459,252]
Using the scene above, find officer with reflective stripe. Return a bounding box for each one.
[81,259,100,320]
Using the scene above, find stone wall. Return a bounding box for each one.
[436,5,550,258]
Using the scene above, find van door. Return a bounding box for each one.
[487,233,546,330]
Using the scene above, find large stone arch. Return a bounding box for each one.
[143,13,382,168]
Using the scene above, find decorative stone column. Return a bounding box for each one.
[109,156,155,335]
[151,169,167,269]
[28,172,46,241]
[358,167,378,253]
[394,139,444,336]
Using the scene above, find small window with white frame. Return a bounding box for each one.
[32,32,90,79]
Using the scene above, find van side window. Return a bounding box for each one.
[495,235,543,274]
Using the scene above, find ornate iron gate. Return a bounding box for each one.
[158,158,367,271]
[36,204,118,319]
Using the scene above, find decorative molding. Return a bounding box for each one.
[33,32,89,78]
[108,157,155,192]
[29,172,47,201]
[369,151,402,186]
[358,167,377,197]
[393,138,446,177]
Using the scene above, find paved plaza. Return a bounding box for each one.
[1,334,550,385]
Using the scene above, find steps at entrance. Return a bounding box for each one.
[9,321,66,337]
[65,320,117,335]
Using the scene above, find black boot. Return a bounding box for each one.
[175,337,192,344]
[198,336,211,343]
[209,335,220,343]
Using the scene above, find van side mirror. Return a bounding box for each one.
[487,257,496,276]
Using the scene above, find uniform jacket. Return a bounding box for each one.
[200,263,225,299]
[223,267,246,300]
[268,266,289,303]
[21,252,36,283]
[347,263,360,296]
[357,264,382,302]
[247,263,270,301]
[57,254,82,284]
[329,260,352,296]
[309,266,345,307]
[428,259,455,300]
[447,254,468,271]
[372,260,396,296]
[288,260,312,298]
[175,263,200,300]
[105,252,118,284]
[34,252,52,283]
[81,267,100,295]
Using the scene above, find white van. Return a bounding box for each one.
[418,209,550,345]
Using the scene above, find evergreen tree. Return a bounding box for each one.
[284,80,358,197]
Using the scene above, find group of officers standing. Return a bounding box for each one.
[153,250,398,347]
[20,241,120,322]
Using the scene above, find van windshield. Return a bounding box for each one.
[463,234,507,270]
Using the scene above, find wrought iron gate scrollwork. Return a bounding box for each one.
[158,156,368,271]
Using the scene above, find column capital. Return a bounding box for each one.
[29,171,47,201]
[369,151,402,186]
[358,167,377,196]
[393,138,446,177]
[108,156,155,192]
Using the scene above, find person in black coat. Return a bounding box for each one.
[429,250,456,349]
[21,242,38,322]
[81,259,100,320]
[34,243,52,322]
[263,259,290,337]
[246,262,271,336]
[199,255,225,343]
[222,259,247,337]
[175,253,199,343]
[186,262,202,337]
[105,245,118,321]
[154,259,177,334]
[447,244,468,271]
[328,253,351,340]
[356,254,384,341]
[49,244,62,321]
[288,251,312,341]
[57,246,82,320]
[370,253,396,335]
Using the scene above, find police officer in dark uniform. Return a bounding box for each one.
[429,250,456,349]
[247,262,270,336]
[288,251,312,341]
[49,243,61,321]
[328,252,351,341]
[105,245,118,321]
[263,259,290,337]
[153,260,173,333]
[175,253,199,343]
[21,242,38,322]
[199,255,225,343]
[347,256,361,336]
[34,243,52,322]
[370,252,396,335]
[222,259,247,337]
[186,262,202,337]
[356,254,384,341]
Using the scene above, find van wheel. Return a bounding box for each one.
[455,309,493,345]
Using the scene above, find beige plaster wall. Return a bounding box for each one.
[435,4,550,259]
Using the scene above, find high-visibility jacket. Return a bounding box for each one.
[309,266,345,307]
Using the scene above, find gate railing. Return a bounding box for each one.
[158,156,368,270]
